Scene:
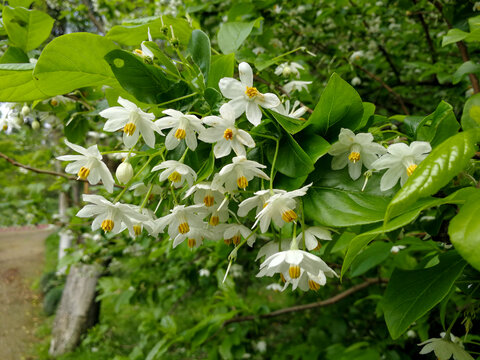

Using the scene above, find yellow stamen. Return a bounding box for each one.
[407,164,417,176]
[280,273,286,282]
[288,265,300,279]
[134,49,143,56]
[178,222,189,234]
[133,225,142,236]
[237,176,248,189]
[313,242,322,251]
[308,280,321,291]
[232,235,241,245]
[187,238,196,248]
[223,128,233,140]
[281,209,297,223]
[168,171,182,183]
[77,166,90,180]
[124,122,136,136]
[50,99,58,106]
[175,128,186,139]
[203,195,214,207]
[245,86,259,98]
[101,219,114,232]
[348,151,361,163]
[209,215,219,226]
[2,124,8,131]
[224,238,232,245]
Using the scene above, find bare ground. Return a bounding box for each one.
[0,227,54,360]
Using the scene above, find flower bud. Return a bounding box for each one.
[31,120,40,130]
[116,161,134,184]
[21,105,30,117]
[13,116,23,126]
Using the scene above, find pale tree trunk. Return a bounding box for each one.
[56,161,74,275]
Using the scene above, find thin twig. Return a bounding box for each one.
[223,277,387,326]
[81,0,105,34]
[412,0,437,63]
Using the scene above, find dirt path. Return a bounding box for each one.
[0,226,55,360]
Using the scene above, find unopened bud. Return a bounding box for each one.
[21,105,30,117]
[31,120,40,130]
[116,161,134,184]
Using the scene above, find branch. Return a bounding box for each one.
[223,277,387,326]
[429,0,480,93]
[81,0,105,34]
[412,0,437,63]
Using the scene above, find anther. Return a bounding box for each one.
[101,219,114,232]
[245,86,259,98]
[223,129,233,140]
[348,151,361,163]
[237,176,248,189]
[168,171,182,183]
[133,225,142,236]
[124,122,136,136]
[203,195,214,207]
[308,279,321,291]
[178,222,189,234]
[281,209,297,223]
[232,235,241,245]
[209,215,219,226]
[406,164,417,176]
[174,128,186,139]
[77,166,90,180]
[187,238,196,248]
[288,265,300,279]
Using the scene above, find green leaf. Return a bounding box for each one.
[33,33,120,96]
[295,132,330,163]
[203,87,222,108]
[442,28,468,46]
[0,46,29,64]
[196,150,215,183]
[357,102,375,130]
[106,16,193,46]
[385,129,480,221]
[416,101,460,147]
[105,49,182,104]
[207,53,234,90]
[188,29,210,83]
[382,251,466,339]
[452,61,480,85]
[449,190,480,271]
[64,117,89,144]
[0,63,47,102]
[350,242,392,277]
[142,41,180,77]
[308,73,364,136]
[461,93,480,130]
[3,6,54,52]
[217,20,256,54]
[266,132,314,178]
[267,109,308,134]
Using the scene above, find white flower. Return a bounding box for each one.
[328,128,386,180]
[130,183,163,196]
[273,100,307,119]
[155,109,204,150]
[418,333,473,360]
[134,28,154,60]
[390,245,406,254]
[284,267,337,292]
[371,141,432,191]
[274,62,304,78]
[199,268,210,277]
[152,160,196,188]
[219,62,280,126]
[100,97,160,148]
[252,47,266,55]
[0,103,21,132]
[296,226,332,251]
[199,103,255,158]
[172,226,212,249]
[76,194,147,235]
[222,224,256,246]
[255,239,291,261]
[474,2,480,11]
[350,50,364,62]
[212,156,269,192]
[266,283,283,292]
[351,77,362,86]
[257,249,337,286]
[238,189,284,217]
[154,204,208,241]
[184,182,225,207]
[254,184,311,233]
[57,139,115,193]
[282,80,312,95]
[115,161,134,184]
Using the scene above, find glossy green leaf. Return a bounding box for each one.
[357,102,375,130]
[207,54,234,91]
[350,242,392,277]
[385,129,480,221]
[8,0,35,6]
[383,251,466,339]
[188,29,210,83]
[217,21,256,54]
[461,93,480,130]
[295,132,330,163]
[452,61,480,84]
[3,6,54,52]
[142,41,180,77]
[416,101,459,147]
[196,150,215,183]
[308,73,364,136]
[0,63,47,102]
[64,117,89,144]
[449,190,480,271]
[0,46,29,64]
[33,33,120,96]
[204,87,222,109]
[442,28,468,46]
[106,16,193,46]
[267,109,308,134]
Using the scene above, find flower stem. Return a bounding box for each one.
[157,93,197,108]
[140,183,154,209]
[114,156,154,203]
[179,147,189,163]
[270,139,279,190]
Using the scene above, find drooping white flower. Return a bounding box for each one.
[206,199,229,227]
[154,204,208,241]
[273,100,308,119]
[254,184,311,233]
[57,139,115,193]
[390,245,406,254]
[418,332,473,360]
[274,62,304,78]
[296,226,332,251]
[199,268,210,277]
[238,189,284,217]
[266,283,283,292]
[129,183,163,197]
[350,50,364,62]
[219,62,280,126]
[371,141,432,191]
[152,160,196,188]
[134,28,154,60]
[283,267,337,292]
[257,249,337,286]
[184,182,225,207]
[0,103,21,132]
[76,194,147,235]
[100,97,160,148]
[199,103,255,158]
[155,109,204,150]
[222,224,256,246]
[212,156,269,192]
[172,226,212,249]
[328,128,386,180]
[255,239,291,261]
[282,80,312,95]
[351,77,362,86]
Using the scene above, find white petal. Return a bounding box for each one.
[219,103,237,122]
[348,160,363,180]
[331,155,348,170]
[219,78,245,99]
[214,140,232,158]
[380,167,401,191]
[238,62,253,87]
[245,102,262,126]
[256,93,280,109]
[227,97,247,118]
[117,97,138,111]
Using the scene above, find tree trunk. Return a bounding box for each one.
[49,264,101,356]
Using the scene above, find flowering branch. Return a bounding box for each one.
[223,277,387,326]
